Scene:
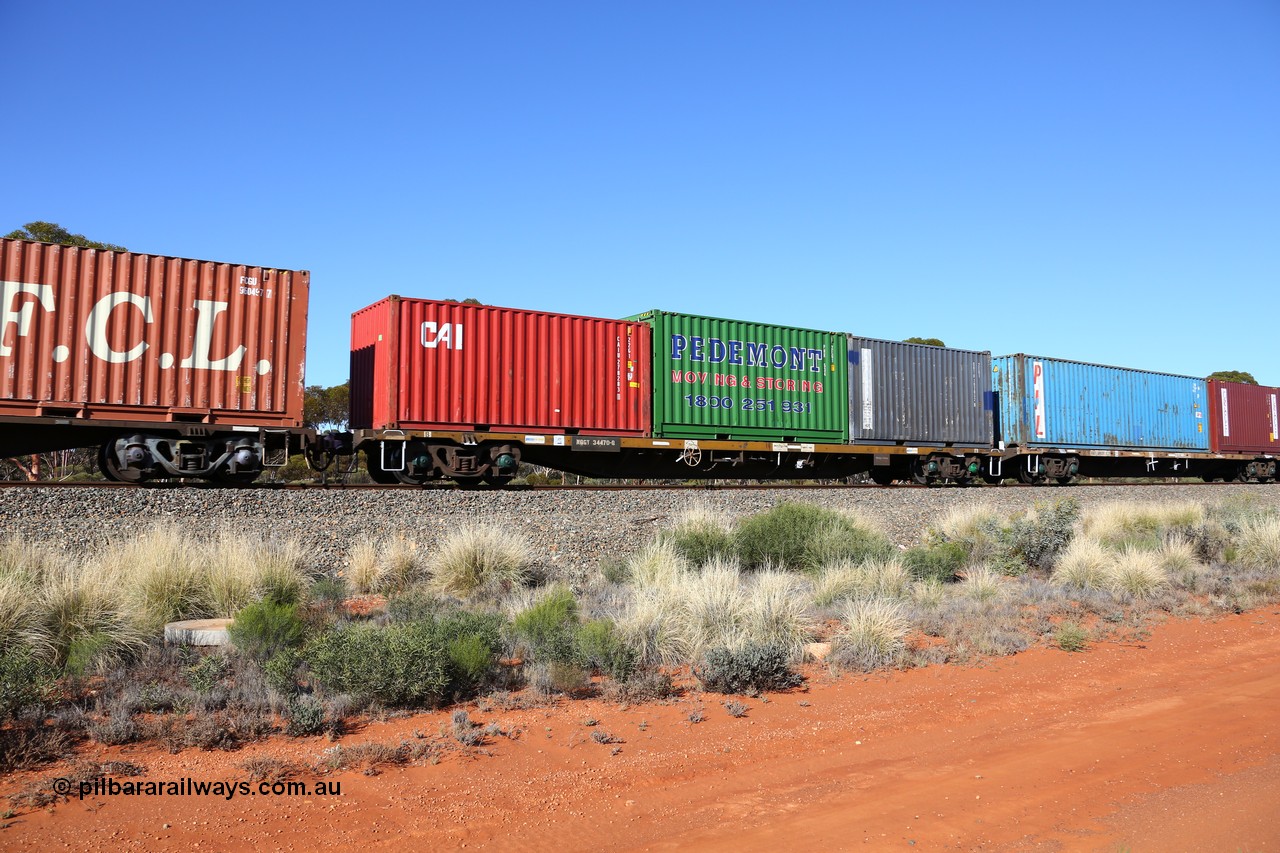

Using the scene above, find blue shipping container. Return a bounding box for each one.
[992,355,1209,451]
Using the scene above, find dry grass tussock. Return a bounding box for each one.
[1236,516,1280,573]
[810,556,911,607]
[932,503,1003,559]
[832,597,910,671]
[430,525,531,598]
[625,539,691,588]
[1104,547,1169,600]
[1082,501,1205,547]
[613,557,813,666]
[957,566,1007,603]
[1051,538,1111,590]
[346,537,426,595]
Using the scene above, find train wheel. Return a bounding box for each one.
[1055,476,1077,486]
[982,474,1005,485]
[1017,467,1042,485]
[98,441,127,482]
[910,461,931,486]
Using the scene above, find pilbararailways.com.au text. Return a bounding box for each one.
[52,776,342,801]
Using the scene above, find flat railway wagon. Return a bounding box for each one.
[0,236,312,482]
[348,297,652,485]
[349,299,1008,484]
[990,355,1273,484]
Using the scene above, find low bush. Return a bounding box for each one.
[228,601,306,663]
[902,542,968,583]
[575,618,638,681]
[695,642,802,695]
[512,586,579,665]
[658,507,734,567]
[306,622,450,708]
[1055,623,1089,652]
[285,695,327,737]
[734,502,891,572]
[0,645,55,721]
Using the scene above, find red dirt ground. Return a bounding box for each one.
[3,609,1278,852]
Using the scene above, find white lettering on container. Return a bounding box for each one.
[0,282,55,356]
[86,292,153,364]
[421,322,463,350]
[180,300,246,371]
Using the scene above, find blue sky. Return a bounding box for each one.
[3,2,1277,387]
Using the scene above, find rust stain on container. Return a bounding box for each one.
[0,237,308,426]
[350,296,651,434]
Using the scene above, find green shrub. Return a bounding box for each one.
[576,619,638,681]
[734,503,891,572]
[659,508,734,567]
[186,653,231,694]
[437,610,505,692]
[512,586,579,665]
[306,622,450,708]
[902,542,968,583]
[1055,622,1089,652]
[263,649,302,695]
[386,588,447,623]
[0,644,55,721]
[285,695,327,736]
[695,642,803,694]
[228,601,305,662]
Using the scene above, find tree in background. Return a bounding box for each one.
[304,383,350,431]
[904,337,946,347]
[1207,370,1258,385]
[5,221,127,252]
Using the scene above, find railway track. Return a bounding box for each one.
[0,478,1241,491]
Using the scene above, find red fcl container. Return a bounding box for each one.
[350,296,651,435]
[1207,379,1280,455]
[0,237,308,426]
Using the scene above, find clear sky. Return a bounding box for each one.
[3,1,1277,387]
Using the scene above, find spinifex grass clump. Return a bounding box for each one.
[830,598,910,671]
[734,502,892,573]
[431,525,531,598]
[1082,501,1204,551]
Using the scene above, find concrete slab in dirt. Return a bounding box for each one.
[164,618,233,646]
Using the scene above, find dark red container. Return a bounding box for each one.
[0,237,308,426]
[350,296,651,434]
[1208,379,1280,455]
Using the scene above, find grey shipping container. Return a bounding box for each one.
[847,337,993,446]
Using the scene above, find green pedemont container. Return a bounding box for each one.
[626,309,849,442]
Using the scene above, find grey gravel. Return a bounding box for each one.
[1,483,1277,584]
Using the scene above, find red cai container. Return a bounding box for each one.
[0,237,308,425]
[350,296,651,435]
[1208,379,1280,455]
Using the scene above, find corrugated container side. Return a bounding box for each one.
[1208,380,1280,455]
[351,297,651,434]
[0,237,308,425]
[846,337,993,446]
[993,354,1209,451]
[631,309,848,442]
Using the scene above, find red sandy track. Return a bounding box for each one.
[4,610,1279,852]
